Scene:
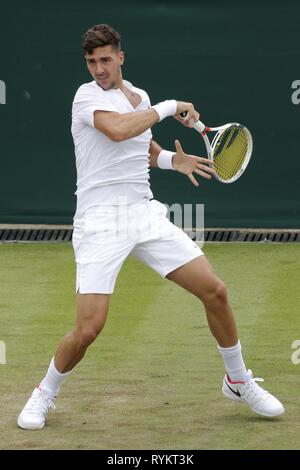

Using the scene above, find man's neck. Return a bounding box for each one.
[111,72,124,90]
[117,78,125,91]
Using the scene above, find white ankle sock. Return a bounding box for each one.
[217,340,248,382]
[40,357,73,396]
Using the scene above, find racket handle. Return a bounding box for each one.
[192,120,206,133]
[179,112,206,133]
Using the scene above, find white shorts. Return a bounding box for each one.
[72,199,203,294]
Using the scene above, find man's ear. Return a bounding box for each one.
[119,51,125,65]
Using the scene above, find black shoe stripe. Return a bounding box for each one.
[225,381,241,397]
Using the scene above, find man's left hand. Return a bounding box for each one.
[172,140,215,187]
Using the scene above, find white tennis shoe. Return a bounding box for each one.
[18,386,56,430]
[222,370,284,418]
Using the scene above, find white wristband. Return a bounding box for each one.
[157,150,175,170]
[151,99,177,121]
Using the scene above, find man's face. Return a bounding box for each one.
[85,45,124,90]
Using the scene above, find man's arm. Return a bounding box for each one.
[93,100,199,142]
[149,139,164,168]
[94,109,159,142]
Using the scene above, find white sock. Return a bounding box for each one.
[217,340,248,382]
[40,357,73,396]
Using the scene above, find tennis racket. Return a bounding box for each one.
[180,112,253,183]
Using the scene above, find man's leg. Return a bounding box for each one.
[18,293,109,430]
[166,255,284,418]
[166,255,237,348]
[55,292,110,373]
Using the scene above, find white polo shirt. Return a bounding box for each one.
[71,79,154,220]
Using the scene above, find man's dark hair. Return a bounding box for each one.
[83,24,121,54]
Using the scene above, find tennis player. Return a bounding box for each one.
[18,24,284,429]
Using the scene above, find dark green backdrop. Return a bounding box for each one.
[0,0,299,227]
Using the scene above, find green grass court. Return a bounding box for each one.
[0,242,299,450]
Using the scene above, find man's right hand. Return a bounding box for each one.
[173,101,200,127]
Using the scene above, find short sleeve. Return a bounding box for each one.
[72,83,118,128]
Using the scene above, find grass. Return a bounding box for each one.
[0,242,299,449]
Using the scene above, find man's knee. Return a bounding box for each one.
[214,280,228,304]
[76,323,104,348]
[75,294,109,348]
[198,279,228,306]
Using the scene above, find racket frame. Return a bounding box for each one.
[192,121,253,184]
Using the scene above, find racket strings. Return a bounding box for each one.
[213,127,249,180]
